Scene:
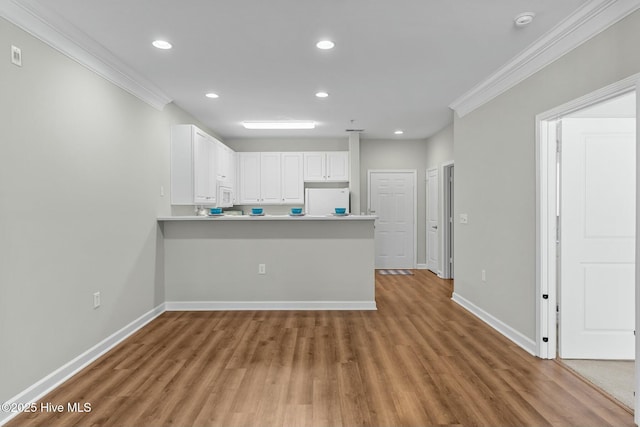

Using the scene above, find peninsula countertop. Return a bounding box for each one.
[157,214,377,221]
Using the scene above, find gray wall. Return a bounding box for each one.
[0,17,207,403]
[453,10,640,340]
[425,124,454,274]
[426,124,454,171]
[359,139,430,264]
[163,220,375,302]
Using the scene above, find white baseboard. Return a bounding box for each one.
[451,293,536,356]
[165,301,377,311]
[416,264,428,270]
[0,303,166,427]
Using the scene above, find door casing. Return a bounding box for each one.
[535,73,639,422]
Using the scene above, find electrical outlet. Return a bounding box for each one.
[93,292,101,309]
[11,45,22,67]
[160,186,165,197]
[258,264,266,275]
[460,214,468,224]
[481,269,486,282]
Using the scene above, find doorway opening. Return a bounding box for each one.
[536,78,638,414]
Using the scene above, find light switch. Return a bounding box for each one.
[460,214,468,224]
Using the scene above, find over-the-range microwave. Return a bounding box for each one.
[217,184,233,207]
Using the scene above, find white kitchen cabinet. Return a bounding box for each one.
[170,124,217,205]
[260,152,282,204]
[237,152,304,205]
[237,152,261,204]
[303,152,325,181]
[215,141,234,186]
[303,151,349,182]
[326,151,349,181]
[281,152,304,203]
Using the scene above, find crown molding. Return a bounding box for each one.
[449,0,640,118]
[0,0,172,110]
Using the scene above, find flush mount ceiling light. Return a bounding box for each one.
[316,40,335,50]
[205,92,219,99]
[514,12,535,27]
[152,40,172,49]
[315,91,329,98]
[394,130,404,135]
[242,121,316,130]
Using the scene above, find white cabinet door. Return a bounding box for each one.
[303,152,326,181]
[281,152,304,204]
[171,124,236,206]
[193,131,216,205]
[326,151,349,181]
[260,152,282,204]
[238,152,261,204]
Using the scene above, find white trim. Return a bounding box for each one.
[441,161,455,280]
[0,303,166,427]
[367,169,418,269]
[449,0,640,117]
[452,293,537,356]
[165,301,377,311]
[635,75,640,426]
[535,77,638,359]
[416,264,428,270]
[0,0,172,110]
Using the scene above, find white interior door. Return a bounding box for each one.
[369,171,415,269]
[559,117,636,359]
[427,168,439,273]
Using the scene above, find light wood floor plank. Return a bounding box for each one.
[7,271,633,427]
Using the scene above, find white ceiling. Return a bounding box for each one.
[23,0,588,140]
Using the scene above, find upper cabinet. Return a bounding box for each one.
[237,152,304,205]
[170,124,235,206]
[281,152,304,203]
[303,151,349,182]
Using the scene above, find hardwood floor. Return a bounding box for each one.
[8,271,633,426]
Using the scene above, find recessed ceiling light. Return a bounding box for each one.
[242,121,316,130]
[316,40,335,50]
[514,12,535,27]
[315,92,329,98]
[152,40,172,50]
[205,92,219,99]
[394,130,404,135]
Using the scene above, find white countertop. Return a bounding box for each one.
[158,214,377,221]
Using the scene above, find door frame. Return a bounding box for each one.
[442,161,455,279]
[536,75,639,419]
[426,167,440,275]
[367,169,418,268]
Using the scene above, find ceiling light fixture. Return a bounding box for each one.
[242,121,316,130]
[315,92,329,98]
[152,40,172,49]
[514,12,535,27]
[205,92,219,99]
[316,40,335,50]
[394,130,404,135]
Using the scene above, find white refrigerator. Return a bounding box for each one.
[305,188,350,215]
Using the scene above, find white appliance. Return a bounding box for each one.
[217,184,233,207]
[305,188,350,215]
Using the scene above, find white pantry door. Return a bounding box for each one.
[369,171,415,269]
[426,168,439,273]
[559,118,636,359]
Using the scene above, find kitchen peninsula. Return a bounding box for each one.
[158,215,376,310]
